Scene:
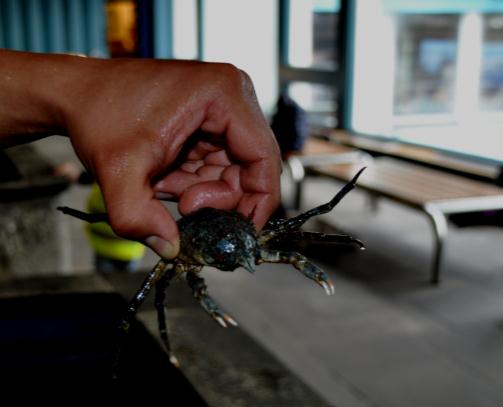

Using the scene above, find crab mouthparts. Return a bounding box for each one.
[240,257,256,274]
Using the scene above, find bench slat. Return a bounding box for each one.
[312,158,503,209]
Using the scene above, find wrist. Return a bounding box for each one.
[0,50,91,144]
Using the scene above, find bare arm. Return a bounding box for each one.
[0,50,75,145]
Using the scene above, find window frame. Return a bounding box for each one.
[138,0,204,59]
[278,0,353,129]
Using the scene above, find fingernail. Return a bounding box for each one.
[145,236,180,259]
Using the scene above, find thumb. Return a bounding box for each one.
[99,172,180,260]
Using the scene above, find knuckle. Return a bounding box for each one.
[237,69,255,95]
[216,62,241,78]
[108,208,142,240]
[238,68,253,87]
[213,63,253,92]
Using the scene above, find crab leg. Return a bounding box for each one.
[154,264,179,367]
[185,271,238,328]
[258,249,335,295]
[259,167,365,243]
[57,206,109,223]
[282,231,365,249]
[113,258,169,378]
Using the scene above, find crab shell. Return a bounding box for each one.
[176,207,258,273]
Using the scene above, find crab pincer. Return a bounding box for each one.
[202,300,239,328]
[258,249,335,295]
[186,270,238,327]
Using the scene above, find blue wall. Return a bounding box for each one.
[0,0,108,56]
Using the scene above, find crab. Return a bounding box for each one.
[58,167,365,369]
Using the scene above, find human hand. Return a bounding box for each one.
[62,59,281,259]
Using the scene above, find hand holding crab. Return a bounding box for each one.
[0,51,281,260]
[64,59,282,260]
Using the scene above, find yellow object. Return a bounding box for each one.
[86,183,145,262]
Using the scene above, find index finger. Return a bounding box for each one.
[231,132,282,229]
[191,66,282,227]
[221,79,282,228]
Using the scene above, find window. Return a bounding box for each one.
[287,82,337,128]
[202,0,278,114]
[480,13,503,111]
[350,0,503,164]
[393,14,459,115]
[148,0,277,114]
[172,0,199,60]
[279,0,342,130]
[287,0,339,69]
[107,0,138,57]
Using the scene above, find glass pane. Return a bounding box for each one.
[393,14,459,115]
[173,0,198,60]
[288,0,339,69]
[203,0,278,113]
[287,82,337,128]
[351,1,503,163]
[480,13,503,111]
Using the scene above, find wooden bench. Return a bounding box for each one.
[288,139,503,284]
[287,138,372,209]
[329,130,500,182]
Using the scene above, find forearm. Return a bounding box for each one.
[0,49,85,146]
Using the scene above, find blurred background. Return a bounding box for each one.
[1,0,503,405]
[2,0,503,160]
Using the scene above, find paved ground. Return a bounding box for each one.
[203,177,503,407]
[16,137,503,406]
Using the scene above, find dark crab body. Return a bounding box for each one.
[177,207,258,273]
[58,167,365,371]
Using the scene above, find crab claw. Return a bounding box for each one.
[213,311,238,328]
[319,279,335,296]
[223,313,239,327]
[305,263,335,295]
[215,315,227,328]
[169,354,181,368]
[198,293,239,328]
[258,249,336,296]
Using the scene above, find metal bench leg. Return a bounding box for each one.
[367,192,379,212]
[286,157,306,211]
[424,205,448,285]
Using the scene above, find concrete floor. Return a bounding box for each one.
[203,178,503,407]
[22,137,503,406]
